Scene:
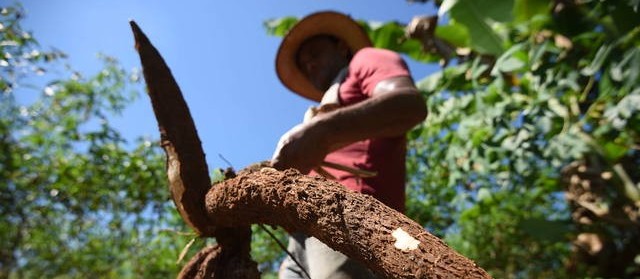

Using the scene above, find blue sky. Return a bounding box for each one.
[20,0,438,170]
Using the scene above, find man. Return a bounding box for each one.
[271,11,427,279]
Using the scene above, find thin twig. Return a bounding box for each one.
[314,166,337,180]
[258,224,311,279]
[580,76,595,102]
[321,161,377,178]
[159,229,198,236]
[177,237,197,264]
[218,153,234,169]
[613,163,640,203]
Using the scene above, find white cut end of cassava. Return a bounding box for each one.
[392,228,420,252]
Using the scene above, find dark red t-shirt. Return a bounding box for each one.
[316,47,411,212]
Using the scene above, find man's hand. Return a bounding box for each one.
[271,76,427,174]
[271,121,328,174]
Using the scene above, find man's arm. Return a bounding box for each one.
[271,76,427,173]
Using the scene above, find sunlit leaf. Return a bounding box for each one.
[435,22,470,48]
[492,44,528,75]
[581,44,612,76]
[513,0,551,23]
[448,0,514,55]
[263,17,298,37]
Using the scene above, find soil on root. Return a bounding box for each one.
[204,166,491,279]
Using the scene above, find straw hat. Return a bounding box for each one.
[275,11,372,102]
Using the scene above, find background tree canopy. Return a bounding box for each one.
[2,0,639,278]
[0,4,198,278]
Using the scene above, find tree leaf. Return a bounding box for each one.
[447,0,513,55]
[492,43,528,75]
[477,188,493,202]
[364,21,440,63]
[513,0,551,23]
[439,0,460,17]
[547,98,568,118]
[435,22,470,48]
[581,44,612,76]
[263,17,299,37]
[602,141,629,161]
[416,71,443,92]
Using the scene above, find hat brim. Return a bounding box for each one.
[275,11,372,102]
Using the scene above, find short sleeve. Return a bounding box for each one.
[339,47,410,105]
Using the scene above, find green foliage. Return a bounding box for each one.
[251,225,288,278]
[434,22,469,48]
[264,16,299,37]
[0,5,66,94]
[0,3,197,278]
[440,0,516,55]
[360,21,441,63]
[405,0,639,277]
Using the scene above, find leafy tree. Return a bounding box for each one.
[0,4,290,278]
[268,0,640,277]
[406,1,639,277]
[0,4,197,278]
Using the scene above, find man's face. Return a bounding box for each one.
[296,36,349,92]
